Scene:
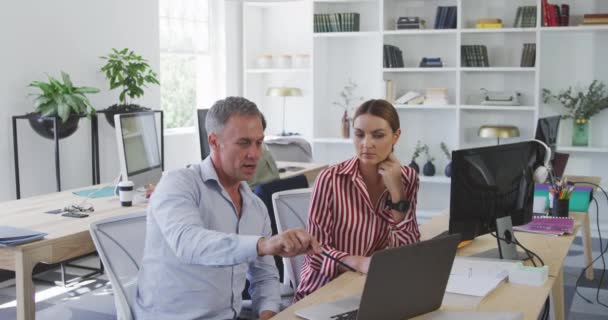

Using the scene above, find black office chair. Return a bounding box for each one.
[253,175,309,282]
[197,109,211,160]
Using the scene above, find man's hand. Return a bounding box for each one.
[378,153,405,201]
[258,310,276,320]
[257,228,322,257]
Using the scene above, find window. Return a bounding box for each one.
[159,0,224,129]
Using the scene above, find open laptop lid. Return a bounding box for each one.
[357,234,461,320]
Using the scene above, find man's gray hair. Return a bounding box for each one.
[205,96,264,134]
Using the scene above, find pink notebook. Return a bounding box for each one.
[513,216,575,236]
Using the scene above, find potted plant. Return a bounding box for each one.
[332,78,363,138]
[100,48,160,127]
[440,142,452,177]
[422,144,436,176]
[409,140,425,174]
[542,80,608,146]
[28,72,99,139]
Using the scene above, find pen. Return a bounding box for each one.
[321,251,357,272]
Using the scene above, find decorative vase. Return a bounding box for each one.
[409,160,420,174]
[28,113,81,140]
[572,118,589,147]
[444,161,452,177]
[341,111,350,139]
[423,161,436,176]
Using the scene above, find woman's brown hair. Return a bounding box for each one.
[352,99,400,132]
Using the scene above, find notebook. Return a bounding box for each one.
[0,226,47,246]
[513,216,574,236]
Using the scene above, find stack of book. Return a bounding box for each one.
[476,18,503,29]
[542,1,569,27]
[583,14,608,25]
[314,13,360,32]
[383,45,404,68]
[396,17,425,29]
[424,88,449,105]
[434,6,457,29]
[513,216,574,236]
[514,6,538,28]
[520,43,536,67]
[419,57,443,68]
[461,45,489,67]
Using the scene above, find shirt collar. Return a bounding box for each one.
[199,156,255,206]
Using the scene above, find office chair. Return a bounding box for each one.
[253,174,309,282]
[264,136,313,162]
[271,188,313,290]
[197,109,211,160]
[89,212,147,320]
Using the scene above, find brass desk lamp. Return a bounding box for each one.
[478,125,520,145]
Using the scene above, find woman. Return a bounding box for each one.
[295,99,420,300]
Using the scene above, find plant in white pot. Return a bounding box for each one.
[100,48,160,127]
[28,71,99,139]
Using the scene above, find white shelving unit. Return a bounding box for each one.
[244,0,608,212]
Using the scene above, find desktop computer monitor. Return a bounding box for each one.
[197,109,211,160]
[535,116,561,159]
[115,112,162,190]
[535,116,569,177]
[449,141,541,259]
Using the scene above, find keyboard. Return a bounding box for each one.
[330,310,358,320]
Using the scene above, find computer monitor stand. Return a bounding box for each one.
[473,216,530,261]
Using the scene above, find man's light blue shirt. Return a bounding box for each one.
[134,157,280,320]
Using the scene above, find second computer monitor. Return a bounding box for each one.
[449,141,540,241]
[115,112,162,190]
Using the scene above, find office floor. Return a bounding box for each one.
[0,235,606,320]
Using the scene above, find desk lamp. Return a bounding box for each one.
[266,87,302,136]
[478,125,520,145]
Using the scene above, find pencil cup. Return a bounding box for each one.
[551,198,569,217]
[118,181,134,207]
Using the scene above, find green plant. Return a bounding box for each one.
[423,144,434,162]
[440,142,451,160]
[332,78,364,117]
[542,80,608,120]
[100,48,160,105]
[411,140,425,162]
[29,72,99,123]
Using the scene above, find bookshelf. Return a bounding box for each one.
[243,0,608,212]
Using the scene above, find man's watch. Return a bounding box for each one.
[386,199,410,213]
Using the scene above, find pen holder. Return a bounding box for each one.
[551,198,569,217]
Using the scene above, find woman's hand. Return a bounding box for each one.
[341,255,371,274]
[378,153,405,202]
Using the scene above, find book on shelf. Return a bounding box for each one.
[513,215,574,236]
[543,1,570,27]
[419,57,443,68]
[476,23,503,28]
[520,43,536,67]
[314,13,360,32]
[424,87,449,105]
[514,6,537,28]
[461,45,489,67]
[434,6,457,29]
[383,44,404,68]
[384,80,395,103]
[583,14,608,25]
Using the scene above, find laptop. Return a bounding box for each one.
[295,234,461,320]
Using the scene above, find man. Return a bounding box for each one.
[135,97,320,320]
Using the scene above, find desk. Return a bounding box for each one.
[275,212,585,320]
[0,187,143,320]
[277,161,327,185]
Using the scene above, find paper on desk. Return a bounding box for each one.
[445,257,518,297]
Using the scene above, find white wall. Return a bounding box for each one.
[0,0,160,200]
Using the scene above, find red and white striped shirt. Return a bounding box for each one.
[295,157,420,300]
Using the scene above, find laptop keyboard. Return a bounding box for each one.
[330,310,358,320]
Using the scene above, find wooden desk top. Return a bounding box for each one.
[0,186,143,253]
[275,211,583,320]
[277,161,328,183]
